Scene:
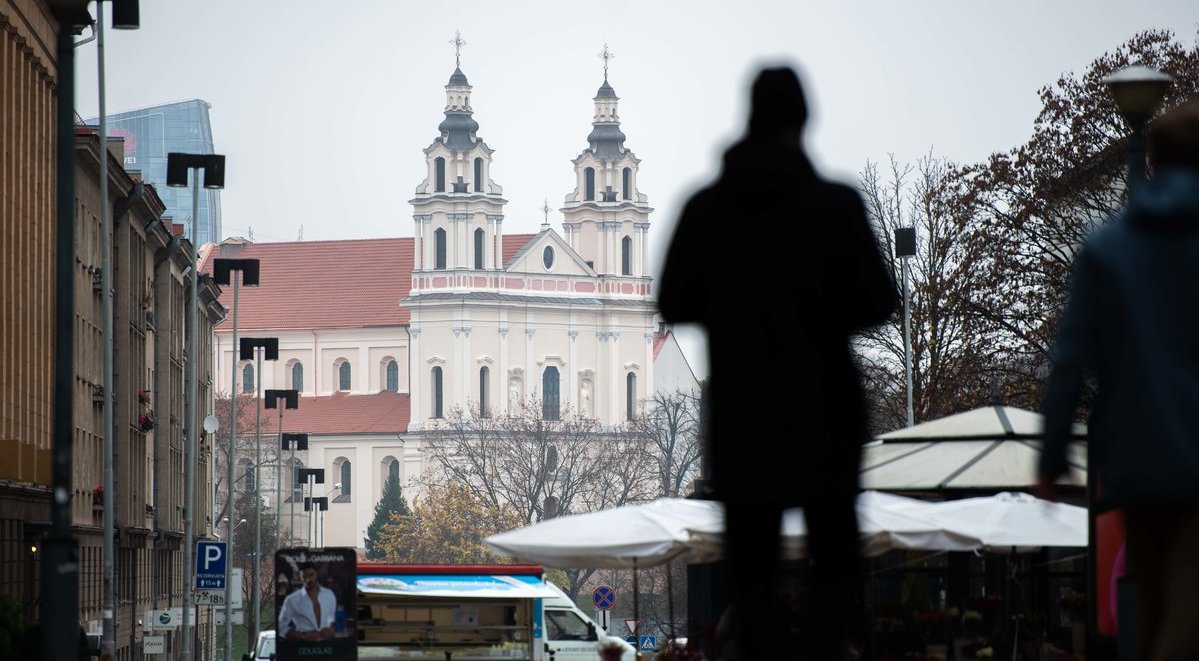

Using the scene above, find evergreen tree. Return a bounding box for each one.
[365,472,411,559]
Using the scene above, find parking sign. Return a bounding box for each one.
[195,541,227,591]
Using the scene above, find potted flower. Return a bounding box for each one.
[137,388,151,405]
[597,638,625,661]
[91,484,103,506]
[137,414,155,432]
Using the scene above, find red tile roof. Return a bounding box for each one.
[503,234,535,264]
[653,329,670,360]
[261,391,410,435]
[199,238,414,331]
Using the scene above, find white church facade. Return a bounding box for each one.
[202,56,699,550]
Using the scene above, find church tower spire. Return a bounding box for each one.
[561,44,653,278]
[410,31,506,276]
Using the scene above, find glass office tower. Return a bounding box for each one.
[91,99,222,246]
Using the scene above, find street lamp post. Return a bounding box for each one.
[1099,63,1172,661]
[240,338,279,649]
[299,469,325,546]
[93,3,139,657]
[1102,65,1174,190]
[166,151,226,661]
[211,255,260,661]
[893,227,917,427]
[265,390,301,551]
[281,432,309,547]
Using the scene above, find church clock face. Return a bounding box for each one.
[543,246,555,270]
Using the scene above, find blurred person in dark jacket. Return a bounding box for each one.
[1038,99,1199,661]
[658,65,897,660]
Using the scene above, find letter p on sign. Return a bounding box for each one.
[203,544,222,571]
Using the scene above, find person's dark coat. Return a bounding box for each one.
[658,137,897,505]
[1041,168,1199,506]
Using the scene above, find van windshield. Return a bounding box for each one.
[545,609,596,641]
[257,635,275,658]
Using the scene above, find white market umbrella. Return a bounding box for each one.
[484,497,723,645]
[860,405,1088,491]
[684,491,985,559]
[889,491,1088,551]
[484,497,723,569]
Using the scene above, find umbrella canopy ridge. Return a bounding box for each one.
[861,405,1088,491]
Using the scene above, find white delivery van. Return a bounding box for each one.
[355,563,635,661]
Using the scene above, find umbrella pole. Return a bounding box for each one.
[633,557,640,658]
[667,560,675,642]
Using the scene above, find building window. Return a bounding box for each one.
[622,236,632,275]
[388,458,399,482]
[474,228,485,270]
[622,167,631,199]
[479,366,490,418]
[240,459,255,492]
[242,363,254,394]
[435,157,446,192]
[474,157,483,192]
[337,360,351,391]
[333,457,351,502]
[626,372,637,421]
[291,461,305,502]
[434,228,447,270]
[542,366,560,421]
[290,361,304,392]
[543,246,555,270]
[584,167,595,201]
[385,360,398,391]
[432,366,444,418]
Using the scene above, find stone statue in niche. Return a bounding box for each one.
[509,380,521,415]
[579,381,592,416]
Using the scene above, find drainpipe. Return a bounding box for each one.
[110,180,142,661]
[150,229,181,621]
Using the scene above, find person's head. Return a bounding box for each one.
[299,564,319,590]
[1148,100,1199,174]
[747,66,808,141]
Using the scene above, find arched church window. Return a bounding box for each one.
[542,367,560,421]
[479,366,490,418]
[242,363,254,394]
[338,360,351,391]
[435,228,447,270]
[622,167,631,200]
[432,367,444,418]
[626,372,637,421]
[584,168,595,201]
[435,157,446,192]
[475,228,485,270]
[622,236,632,276]
[474,158,483,192]
[289,361,304,392]
[385,360,398,392]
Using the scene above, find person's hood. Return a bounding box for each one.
[1127,168,1199,233]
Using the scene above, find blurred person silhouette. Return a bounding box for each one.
[1038,99,1199,661]
[658,65,897,660]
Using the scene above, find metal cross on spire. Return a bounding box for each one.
[598,43,614,81]
[451,30,467,67]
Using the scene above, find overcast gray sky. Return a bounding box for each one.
[75,1,1199,380]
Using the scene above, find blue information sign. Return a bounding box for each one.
[592,584,616,610]
[195,541,227,590]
